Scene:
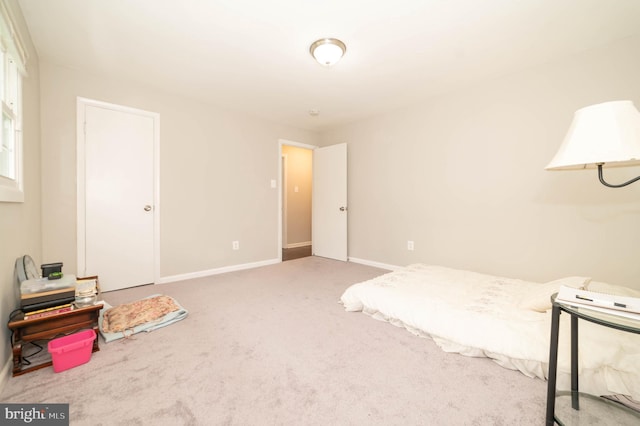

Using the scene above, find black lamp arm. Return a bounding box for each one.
[597,163,640,188]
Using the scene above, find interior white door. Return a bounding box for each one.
[312,143,347,261]
[80,101,157,291]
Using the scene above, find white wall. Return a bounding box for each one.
[321,35,640,288]
[0,0,41,388]
[38,62,319,279]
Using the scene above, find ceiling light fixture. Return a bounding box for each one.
[310,38,346,66]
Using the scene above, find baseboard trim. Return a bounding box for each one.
[157,258,281,284]
[0,355,12,395]
[348,257,401,271]
[157,256,398,284]
[285,241,311,249]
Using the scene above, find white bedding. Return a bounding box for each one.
[340,264,640,400]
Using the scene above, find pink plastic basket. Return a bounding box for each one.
[48,329,96,373]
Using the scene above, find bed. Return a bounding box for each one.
[340,264,640,401]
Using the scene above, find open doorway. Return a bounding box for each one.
[281,143,313,261]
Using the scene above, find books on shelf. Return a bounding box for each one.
[24,304,74,320]
[557,285,640,321]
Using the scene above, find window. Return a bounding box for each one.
[0,2,26,202]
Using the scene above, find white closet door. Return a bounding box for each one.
[80,100,158,291]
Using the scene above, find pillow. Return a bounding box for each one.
[519,276,591,312]
[102,295,180,333]
[586,281,640,298]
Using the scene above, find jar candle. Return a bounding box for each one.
[75,290,97,307]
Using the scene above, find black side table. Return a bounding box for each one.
[545,293,640,425]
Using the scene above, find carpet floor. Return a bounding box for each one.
[2,257,556,425]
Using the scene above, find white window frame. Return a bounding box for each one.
[0,1,26,202]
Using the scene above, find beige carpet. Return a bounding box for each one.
[1,257,552,425]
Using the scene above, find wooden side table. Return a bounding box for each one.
[8,304,103,376]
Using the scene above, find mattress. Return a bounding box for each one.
[340,264,640,400]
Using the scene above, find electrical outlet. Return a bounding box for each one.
[407,240,414,251]
[232,241,239,250]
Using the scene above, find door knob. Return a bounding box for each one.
[144,205,152,212]
[339,206,347,211]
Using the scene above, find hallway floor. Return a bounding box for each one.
[282,246,312,261]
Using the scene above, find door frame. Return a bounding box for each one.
[278,139,317,261]
[76,97,161,283]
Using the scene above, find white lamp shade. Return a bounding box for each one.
[546,100,640,170]
[310,38,346,66]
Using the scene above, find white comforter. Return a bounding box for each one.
[340,264,640,399]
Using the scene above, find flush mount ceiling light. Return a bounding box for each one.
[310,38,346,66]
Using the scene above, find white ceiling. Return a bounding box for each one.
[16,0,640,132]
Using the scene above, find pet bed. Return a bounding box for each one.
[340,264,640,400]
[99,294,188,342]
